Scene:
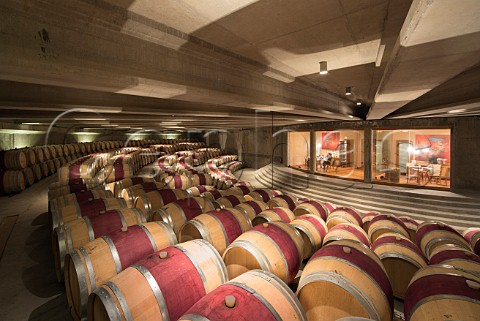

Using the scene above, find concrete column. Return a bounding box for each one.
[364,127,372,183]
[309,129,316,174]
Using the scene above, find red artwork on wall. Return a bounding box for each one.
[322,132,340,150]
[415,135,450,162]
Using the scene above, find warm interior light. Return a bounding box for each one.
[74,118,107,121]
[348,115,354,118]
[356,99,362,106]
[22,122,41,125]
[346,87,352,95]
[448,109,466,114]
[319,61,328,75]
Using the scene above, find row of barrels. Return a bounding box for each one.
[50,171,480,321]
[0,155,78,194]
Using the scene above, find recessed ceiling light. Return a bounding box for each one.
[448,109,466,114]
[296,119,306,122]
[345,87,352,96]
[356,99,362,106]
[348,115,354,118]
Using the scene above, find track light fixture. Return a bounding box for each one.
[319,61,328,75]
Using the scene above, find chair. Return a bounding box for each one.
[437,165,450,185]
[324,158,340,173]
[429,164,441,182]
[406,162,419,184]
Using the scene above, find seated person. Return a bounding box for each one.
[322,153,333,169]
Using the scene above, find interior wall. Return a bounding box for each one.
[288,131,310,167]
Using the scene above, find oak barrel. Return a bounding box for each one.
[290,214,328,259]
[87,240,228,321]
[223,221,303,284]
[64,222,177,320]
[179,270,306,321]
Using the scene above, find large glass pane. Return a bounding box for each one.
[373,129,451,188]
[314,130,364,180]
[288,131,310,170]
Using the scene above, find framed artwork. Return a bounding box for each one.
[415,135,450,162]
[322,132,340,150]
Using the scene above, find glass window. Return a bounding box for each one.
[288,131,310,170]
[373,129,451,188]
[314,130,364,180]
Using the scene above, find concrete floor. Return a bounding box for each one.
[0,175,72,321]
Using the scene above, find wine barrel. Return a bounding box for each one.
[51,198,127,229]
[179,270,306,321]
[323,223,370,247]
[404,265,480,321]
[87,239,228,321]
[416,221,471,258]
[120,182,165,207]
[186,185,216,197]
[463,227,480,256]
[32,146,45,164]
[43,145,53,160]
[64,222,177,320]
[23,147,37,166]
[152,197,215,237]
[293,200,329,221]
[245,189,282,203]
[48,179,100,200]
[22,167,35,187]
[39,162,49,177]
[226,185,253,196]
[108,176,155,198]
[428,244,480,275]
[0,170,25,194]
[297,239,393,321]
[361,212,380,233]
[252,207,296,226]
[324,201,336,213]
[290,214,328,259]
[50,189,114,214]
[180,208,251,255]
[368,214,410,243]
[398,216,421,243]
[202,189,228,201]
[2,149,27,169]
[234,200,268,220]
[326,207,363,229]
[267,194,298,211]
[213,195,246,209]
[54,145,64,158]
[134,189,189,215]
[163,174,191,189]
[223,221,303,284]
[46,159,56,175]
[103,162,135,184]
[190,173,213,186]
[32,164,42,181]
[53,208,147,282]
[372,233,427,299]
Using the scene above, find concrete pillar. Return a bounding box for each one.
[309,129,316,174]
[364,128,372,183]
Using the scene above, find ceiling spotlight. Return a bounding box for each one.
[319,61,328,75]
[348,115,354,118]
[448,109,466,114]
[356,99,362,106]
[345,87,352,95]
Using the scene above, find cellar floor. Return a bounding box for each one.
[0,168,408,321]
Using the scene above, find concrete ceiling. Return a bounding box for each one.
[0,0,479,133]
